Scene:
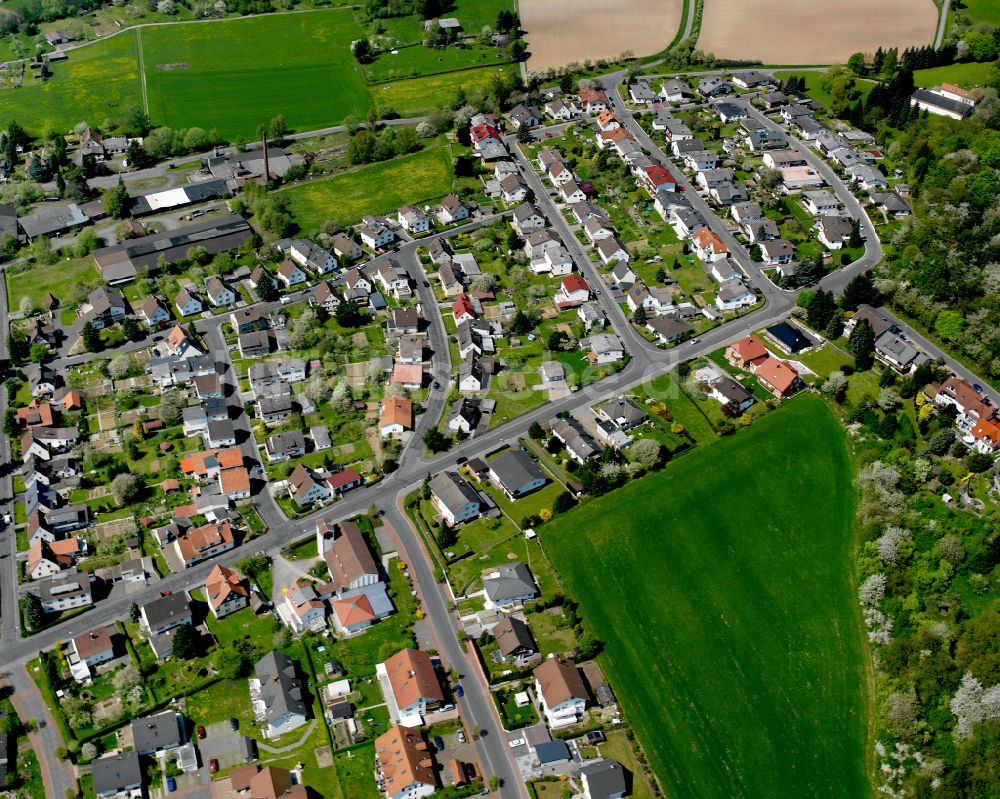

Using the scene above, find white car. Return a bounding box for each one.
[280,296,292,305]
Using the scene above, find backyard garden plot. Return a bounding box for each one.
[697,0,938,65]
[543,396,870,799]
[140,10,371,137]
[0,31,142,135]
[520,0,682,71]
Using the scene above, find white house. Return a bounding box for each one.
[589,333,624,364]
[716,279,756,311]
[596,237,629,266]
[534,658,588,728]
[397,205,430,234]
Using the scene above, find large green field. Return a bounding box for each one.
[544,396,871,799]
[141,10,370,138]
[278,142,455,234]
[0,32,142,135]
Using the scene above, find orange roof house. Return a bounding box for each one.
[970,417,1000,453]
[333,594,376,632]
[219,466,251,498]
[726,335,769,369]
[16,400,54,428]
[380,395,413,436]
[754,356,802,397]
[204,564,249,618]
[691,227,728,259]
[391,363,424,388]
[59,389,83,411]
[173,520,235,568]
[375,725,437,799]
[380,648,443,718]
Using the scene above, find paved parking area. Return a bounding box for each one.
[198,724,257,771]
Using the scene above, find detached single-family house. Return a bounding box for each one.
[709,375,755,415]
[380,395,413,438]
[691,228,728,262]
[818,215,854,250]
[437,194,469,224]
[647,315,693,345]
[581,760,627,799]
[596,237,630,266]
[175,288,204,317]
[140,296,170,327]
[589,333,625,364]
[359,221,395,250]
[483,560,538,608]
[277,259,308,287]
[251,651,309,737]
[205,277,237,307]
[802,190,839,216]
[204,564,249,619]
[378,647,443,725]
[555,275,591,308]
[716,279,756,311]
[511,204,545,236]
[430,471,482,526]
[534,658,588,728]
[397,205,430,234]
[489,450,546,500]
[754,356,803,397]
[288,464,333,507]
[759,239,795,265]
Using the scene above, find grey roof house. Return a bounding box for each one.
[251,651,309,737]
[482,560,538,608]
[488,449,547,500]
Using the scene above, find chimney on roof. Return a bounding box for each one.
[262,131,270,183]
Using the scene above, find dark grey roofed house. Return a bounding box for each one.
[581,759,627,799]
[92,750,142,798]
[140,592,192,634]
[488,449,546,499]
[429,471,481,525]
[482,560,538,607]
[711,375,754,414]
[254,651,308,733]
[493,615,538,659]
[131,711,183,755]
[767,321,812,353]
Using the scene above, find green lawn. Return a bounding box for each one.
[914,60,996,89]
[280,143,454,234]
[0,31,141,135]
[542,396,870,799]
[961,0,1000,25]
[140,10,370,137]
[6,257,102,312]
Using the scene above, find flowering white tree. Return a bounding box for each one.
[877,526,912,567]
[859,572,888,607]
[822,371,847,395]
[950,672,1000,739]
